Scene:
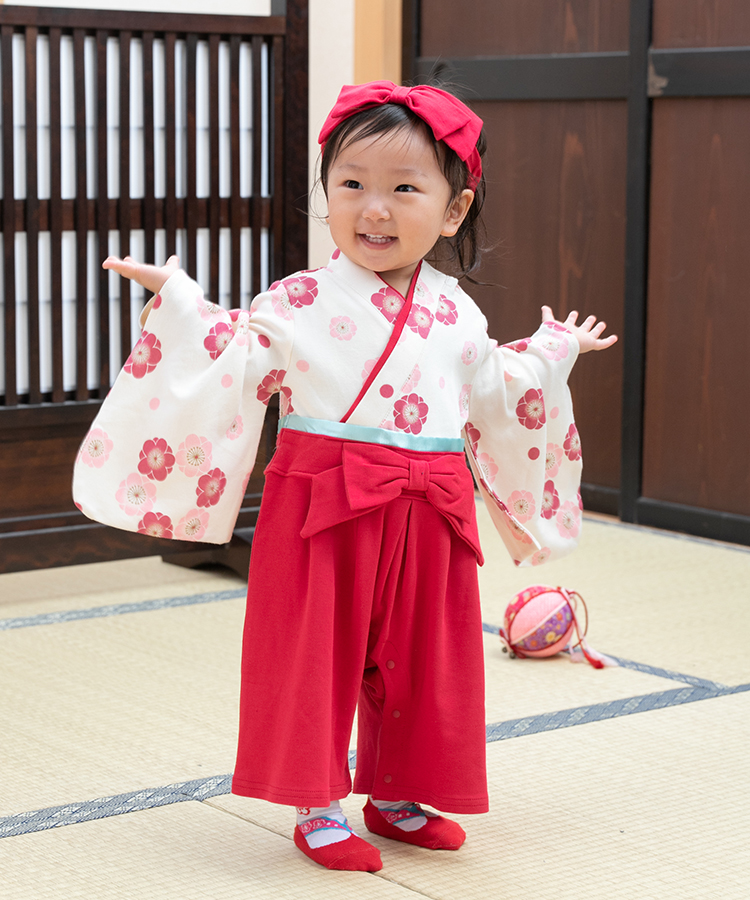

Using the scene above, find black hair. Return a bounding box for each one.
[319,101,487,281]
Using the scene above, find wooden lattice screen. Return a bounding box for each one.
[0,3,308,574]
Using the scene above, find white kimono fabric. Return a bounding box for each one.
[73,250,583,566]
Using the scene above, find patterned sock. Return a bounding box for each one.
[295,802,353,848]
[369,797,428,832]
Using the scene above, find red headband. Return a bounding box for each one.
[319,81,483,189]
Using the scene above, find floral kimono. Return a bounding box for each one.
[73,249,582,813]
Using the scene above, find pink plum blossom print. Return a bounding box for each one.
[461,341,478,365]
[477,452,498,485]
[508,490,536,523]
[516,388,546,430]
[541,480,561,519]
[80,428,113,468]
[329,316,357,340]
[176,508,210,541]
[503,338,529,353]
[393,393,429,434]
[226,416,243,440]
[407,304,433,338]
[270,287,293,320]
[362,359,376,381]
[232,312,252,347]
[137,511,173,539]
[531,547,552,566]
[540,334,570,361]
[138,438,175,482]
[124,332,162,378]
[371,286,404,322]
[465,422,481,453]
[176,434,213,477]
[435,295,458,325]
[545,443,564,478]
[458,384,472,423]
[507,518,533,544]
[115,473,156,516]
[196,467,227,508]
[563,423,582,461]
[283,275,318,308]
[556,500,581,539]
[196,295,224,322]
[204,322,234,359]
[400,364,421,393]
[256,369,293,414]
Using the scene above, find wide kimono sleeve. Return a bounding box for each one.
[73,269,294,543]
[464,320,582,567]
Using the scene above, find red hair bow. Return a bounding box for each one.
[318,81,483,188]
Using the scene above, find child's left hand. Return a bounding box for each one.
[541,306,618,354]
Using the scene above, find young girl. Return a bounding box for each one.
[74,81,616,873]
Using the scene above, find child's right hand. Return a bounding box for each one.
[102,255,180,295]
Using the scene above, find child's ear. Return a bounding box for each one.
[441,189,474,237]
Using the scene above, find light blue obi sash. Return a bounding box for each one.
[278,414,464,453]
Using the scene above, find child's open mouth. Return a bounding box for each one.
[360,234,396,246]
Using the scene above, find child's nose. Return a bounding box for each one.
[362,196,390,221]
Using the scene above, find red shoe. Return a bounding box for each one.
[293,819,383,871]
[363,799,466,850]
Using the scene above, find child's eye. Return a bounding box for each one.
[395,184,416,193]
[343,179,362,190]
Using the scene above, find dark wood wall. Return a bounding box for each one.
[408,0,750,546]
[0,3,308,574]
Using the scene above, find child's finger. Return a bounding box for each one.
[541,305,555,321]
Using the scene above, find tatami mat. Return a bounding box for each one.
[2,501,748,899]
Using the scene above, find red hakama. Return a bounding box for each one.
[232,426,489,814]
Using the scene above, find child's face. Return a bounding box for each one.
[326,126,473,296]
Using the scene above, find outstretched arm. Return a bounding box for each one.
[540,306,618,354]
[103,255,180,328]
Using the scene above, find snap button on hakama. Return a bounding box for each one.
[392,710,401,718]
[383,774,392,783]
[386,660,395,669]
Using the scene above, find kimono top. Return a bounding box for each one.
[73,249,583,567]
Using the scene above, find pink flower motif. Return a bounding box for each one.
[459,384,472,423]
[400,364,421,393]
[270,287,293,320]
[556,500,581,539]
[540,334,570,361]
[393,393,429,434]
[80,428,113,468]
[196,295,224,322]
[545,443,564,478]
[256,369,293,415]
[362,359,376,381]
[508,490,536,523]
[371,286,405,322]
[545,321,571,333]
[196,467,227,508]
[516,388,546,430]
[232,312,252,347]
[461,341,478,365]
[541,480,561,520]
[175,508,210,541]
[564,423,582,461]
[283,275,318,308]
[124,331,162,378]
[115,472,156,516]
[226,416,243,440]
[503,338,529,353]
[477,452,498,485]
[507,518,533,544]
[204,322,234,359]
[137,511,173,539]
[329,315,357,341]
[407,304,433,338]
[435,294,458,325]
[531,547,552,566]
[176,434,213,477]
[137,438,175,482]
[465,422,481,453]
